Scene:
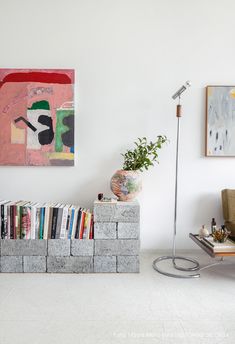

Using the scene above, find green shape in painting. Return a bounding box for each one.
[28,100,50,110]
[55,109,74,152]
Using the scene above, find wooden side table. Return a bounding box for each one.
[189,233,235,258]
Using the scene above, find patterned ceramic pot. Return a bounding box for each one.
[110,170,142,201]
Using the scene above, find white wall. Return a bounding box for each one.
[1,0,235,249]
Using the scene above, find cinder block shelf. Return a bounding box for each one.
[0,200,140,273]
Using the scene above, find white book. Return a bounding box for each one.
[30,202,39,239]
[43,204,51,240]
[60,205,70,239]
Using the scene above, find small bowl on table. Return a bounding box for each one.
[212,229,231,243]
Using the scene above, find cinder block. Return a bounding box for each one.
[47,256,93,273]
[1,239,47,256]
[95,239,140,256]
[118,223,139,239]
[94,256,116,273]
[71,240,94,256]
[94,223,117,239]
[23,256,46,273]
[1,256,23,272]
[48,239,70,256]
[94,201,140,223]
[117,256,139,273]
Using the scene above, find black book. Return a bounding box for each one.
[1,203,5,239]
[75,208,82,239]
[0,201,10,238]
[51,207,59,239]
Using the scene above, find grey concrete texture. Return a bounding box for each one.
[117,223,139,239]
[23,256,46,273]
[117,256,139,273]
[94,223,117,239]
[94,256,116,273]
[47,256,93,273]
[71,240,94,256]
[48,239,70,256]
[1,256,23,272]
[1,239,47,256]
[95,239,140,256]
[94,201,140,223]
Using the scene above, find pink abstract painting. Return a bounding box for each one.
[0,68,74,166]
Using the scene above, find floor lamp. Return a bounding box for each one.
[152,81,200,278]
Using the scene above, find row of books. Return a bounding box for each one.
[0,200,94,240]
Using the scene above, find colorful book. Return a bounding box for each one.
[71,207,79,239]
[79,210,86,239]
[21,204,31,239]
[68,207,75,239]
[89,214,94,239]
[83,211,91,239]
[39,206,45,239]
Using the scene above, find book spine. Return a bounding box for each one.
[55,208,63,239]
[65,209,71,239]
[43,206,49,240]
[71,208,78,239]
[79,211,86,239]
[60,207,69,239]
[47,207,53,239]
[10,205,15,239]
[16,205,21,239]
[89,214,94,239]
[26,207,31,239]
[68,208,75,239]
[13,205,17,239]
[1,204,4,239]
[30,206,36,239]
[7,205,11,239]
[51,208,59,239]
[83,212,89,239]
[35,208,41,239]
[3,203,8,239]
[39,208,45,239]
[21,207,28,239]
[75,209,82,239]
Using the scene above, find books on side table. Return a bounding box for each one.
[197,234,235,253]
[0,199,94,240]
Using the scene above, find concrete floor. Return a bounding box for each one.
[0,251,234,344]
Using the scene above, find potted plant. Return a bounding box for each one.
[111,136,167,201]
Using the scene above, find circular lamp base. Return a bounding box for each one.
[153,256,200,279]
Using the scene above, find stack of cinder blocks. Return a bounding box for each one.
[93,200,140,273]
[0,240,94,273]
[0,200,140,273]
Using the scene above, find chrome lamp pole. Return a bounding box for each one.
[152,81,200,278]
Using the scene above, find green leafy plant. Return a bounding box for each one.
[122,136,167,171]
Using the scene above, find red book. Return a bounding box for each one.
[89,214,94,239]
[79,211,86,239]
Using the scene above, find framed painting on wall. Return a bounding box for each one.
[206,85,235,157]
[0,68,74,166]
